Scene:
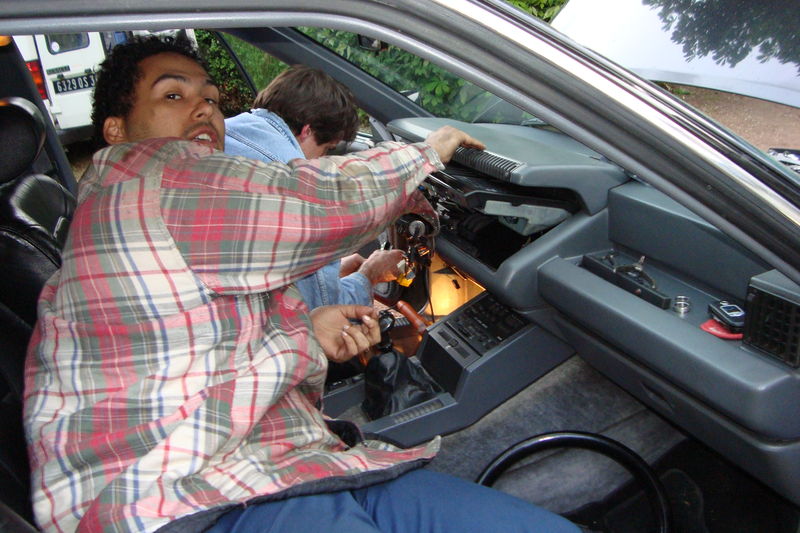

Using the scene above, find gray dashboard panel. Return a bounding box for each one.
[538,257,800,440]
[609,182,769,297]
[436,210,611,311]
[389,117,628,214]
[554,314,800,507]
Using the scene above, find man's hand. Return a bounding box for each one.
[310,305,380,363]
[357,249,406,284]
[339,253,366,278]
[425,125,485,163]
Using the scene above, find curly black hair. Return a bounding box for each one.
[91,34,208,147]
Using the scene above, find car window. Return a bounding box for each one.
[208,30,374,135]
[44,33,90,54]
[299,28,535,126]
[194,31,263,117]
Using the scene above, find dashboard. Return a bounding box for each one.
[383,116,800,506]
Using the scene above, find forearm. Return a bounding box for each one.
[337,273,373,307]
[163,142,442,294]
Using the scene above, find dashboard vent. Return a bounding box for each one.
[744,284,800,367]
[453,147,521,181]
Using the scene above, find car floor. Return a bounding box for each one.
[571,439,800,532]
[426,355,800,532]
[426,356,685,514]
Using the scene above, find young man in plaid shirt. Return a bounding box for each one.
[24,36,579,533]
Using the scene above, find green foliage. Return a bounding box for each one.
[195,0,566,120]
[195,30,254,116]
[300,0,566,121]
[506,0,565,22]
[301,28,480,121]
[196,30,290,117]
[222,34,288,93]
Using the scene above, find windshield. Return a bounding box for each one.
[300,26,800,177]
[301,28,533,126]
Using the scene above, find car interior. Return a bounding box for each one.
[0,48,77,530]
[1,18,799,533]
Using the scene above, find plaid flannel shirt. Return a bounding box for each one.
[24,138,442,533]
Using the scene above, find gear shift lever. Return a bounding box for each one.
[376,310,396,353]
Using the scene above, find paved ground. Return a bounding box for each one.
[676,85,800,151]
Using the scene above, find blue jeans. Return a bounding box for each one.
[205,469,579,533]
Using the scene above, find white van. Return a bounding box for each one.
[14,30,195,145]
[14,32,109,144]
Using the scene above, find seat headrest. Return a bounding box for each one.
[0,97,46,185]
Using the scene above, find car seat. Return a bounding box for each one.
[0,96,76,529]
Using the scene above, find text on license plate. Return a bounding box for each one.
[52,73,96,94]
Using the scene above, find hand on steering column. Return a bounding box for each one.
[310,304,380,363]
[339,253,366,278]
[358,249,406,284]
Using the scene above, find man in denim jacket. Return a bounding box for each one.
[225,65,404,311]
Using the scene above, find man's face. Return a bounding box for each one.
[104,52,224,150]
[298,131,342,159]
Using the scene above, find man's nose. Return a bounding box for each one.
[193,98,213,118]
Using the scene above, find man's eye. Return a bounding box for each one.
[166,93,182,100]
[205,97,219,105]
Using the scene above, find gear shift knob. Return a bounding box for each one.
[376,310,396,353]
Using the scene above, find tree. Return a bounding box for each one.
[643,0,800,72]
[506,0,565,21]
[301,0,567,120]
[195,0,568,118]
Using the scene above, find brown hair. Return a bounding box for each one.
[253,65,358,144]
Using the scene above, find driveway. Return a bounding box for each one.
[677,85,800,151]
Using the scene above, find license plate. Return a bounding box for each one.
[52,72,96,94]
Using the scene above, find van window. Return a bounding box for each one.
[45,33,90,54]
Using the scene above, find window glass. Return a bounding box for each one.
[299,28,534,125]
[221,33,288,93]
[298,27,800,182]
[45,33,90,54]
[100,31,133,55]
[195,30,287,117]
[205,30,372,133]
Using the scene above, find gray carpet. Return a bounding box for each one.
[426,356,686,513]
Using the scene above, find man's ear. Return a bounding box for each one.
[103,116,128,145]
[297,124,314,142]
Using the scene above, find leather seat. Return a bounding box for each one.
[0,97,75,326]
[0,96,76,526]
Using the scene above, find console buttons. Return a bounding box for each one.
[446,294,527,355]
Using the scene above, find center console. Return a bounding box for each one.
[323,292,573,447]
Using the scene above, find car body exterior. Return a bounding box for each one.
[551,0,800,109]
[0,0,799,530]
[12,32,106,145]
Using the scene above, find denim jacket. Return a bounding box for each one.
[225,110,373,309]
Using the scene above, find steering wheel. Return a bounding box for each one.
[476,431,671,533]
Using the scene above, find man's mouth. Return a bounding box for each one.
[186,125,219,147]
